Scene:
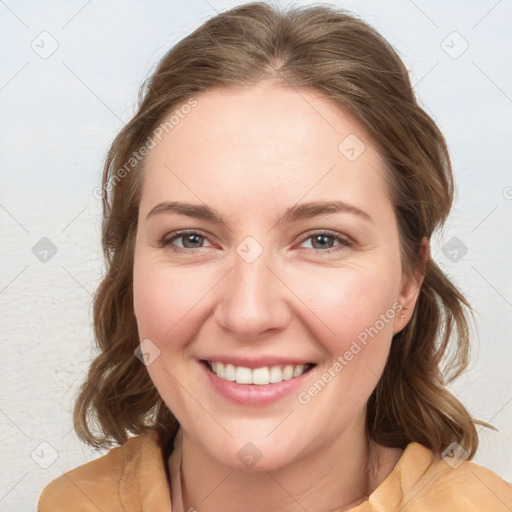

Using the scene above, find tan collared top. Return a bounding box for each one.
[38,429,512,511]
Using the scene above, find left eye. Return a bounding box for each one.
[298,232,352,253]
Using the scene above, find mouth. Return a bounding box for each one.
[201,359,316,385]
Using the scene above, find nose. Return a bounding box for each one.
[214,244,291,341]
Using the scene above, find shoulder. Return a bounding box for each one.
[38,432,167,512]
[428,458,512,511]
[392,442,512,511]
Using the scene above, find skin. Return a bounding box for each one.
[133,81,426,512]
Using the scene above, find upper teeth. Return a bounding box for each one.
[208,361,310,385]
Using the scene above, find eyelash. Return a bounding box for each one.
[157,229,354,255]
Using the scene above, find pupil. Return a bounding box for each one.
[184,234,202,248]
[313,235,332,249]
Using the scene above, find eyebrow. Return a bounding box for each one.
[146,200,373,226]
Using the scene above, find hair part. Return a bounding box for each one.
[74,1,494,459]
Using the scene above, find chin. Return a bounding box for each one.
[200,428,306,473]
[220,448,296,473]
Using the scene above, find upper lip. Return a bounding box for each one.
[200,355,315,369]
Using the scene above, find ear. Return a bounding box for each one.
[393,236,429,334]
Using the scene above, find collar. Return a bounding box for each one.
[119,429,173,511]
[117,428,444,512]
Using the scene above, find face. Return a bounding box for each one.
[133,81,420,472]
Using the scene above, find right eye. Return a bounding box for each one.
[158,230,214,253]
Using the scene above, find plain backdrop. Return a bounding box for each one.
[1,0,511,510]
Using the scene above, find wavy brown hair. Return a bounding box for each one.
[74,1,494,457]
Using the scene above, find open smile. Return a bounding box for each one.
[199,359,317,406]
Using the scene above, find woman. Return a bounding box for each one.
[38,2,512,511]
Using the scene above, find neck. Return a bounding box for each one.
[173,411,392,512]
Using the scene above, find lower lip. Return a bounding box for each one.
[200,360,315,407]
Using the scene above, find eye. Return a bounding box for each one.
[297,230,353,254]
[157,230,213,253]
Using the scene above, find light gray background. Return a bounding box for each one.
[1,0,511,510]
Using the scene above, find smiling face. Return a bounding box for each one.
[132,81,420,472]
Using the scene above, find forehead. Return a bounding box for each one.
[140,82,392,220]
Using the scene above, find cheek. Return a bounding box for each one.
[288,262,401,356]
[133,258,214,345]
[292,265,401,414]
[133,264,169,340]
[132,259,209,408]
